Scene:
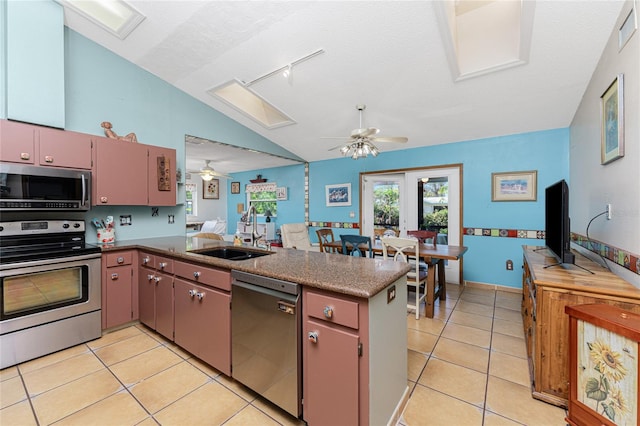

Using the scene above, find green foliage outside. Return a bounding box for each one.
[373,185,399,226]
[249,191,277,216]
[424,208,448,233]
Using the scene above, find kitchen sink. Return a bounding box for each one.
[194,247,273,261]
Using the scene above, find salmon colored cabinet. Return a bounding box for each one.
[174,278,231,376]
[138,253,174,340]
[92,137,176,206]
[102,251,138,329]
[0,120,91,169]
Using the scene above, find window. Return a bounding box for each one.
[246,185,277,217]
[185,183,197,216]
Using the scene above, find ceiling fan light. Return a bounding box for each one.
[340,145,350,155]
[201,173,214,181]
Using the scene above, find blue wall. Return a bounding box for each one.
[232,128,570,288]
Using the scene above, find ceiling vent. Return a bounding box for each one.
[433,0,535,81]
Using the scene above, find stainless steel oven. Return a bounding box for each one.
[0,219,101,369]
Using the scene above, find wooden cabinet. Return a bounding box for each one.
[0,120,91,169]
[304,290,361,426]
[137,253,174,340]
[102,251,138,329]
[6,1,65,128]
[92,137,176,206]
[173,260,231,375]
[521,246,640,407]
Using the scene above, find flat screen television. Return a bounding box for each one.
[545,179,575,265]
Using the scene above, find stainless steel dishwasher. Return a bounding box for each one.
[231,270,301,418]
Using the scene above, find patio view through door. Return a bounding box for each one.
[362,166,461,285]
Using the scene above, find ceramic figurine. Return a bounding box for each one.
[101,121,138,143]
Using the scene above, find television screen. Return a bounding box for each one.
[545,179,575,265]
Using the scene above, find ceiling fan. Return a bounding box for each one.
[324,104,408,159]
[188,160,233,181]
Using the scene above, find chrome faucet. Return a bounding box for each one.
[245,206,262,247]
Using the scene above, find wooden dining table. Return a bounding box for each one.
[324,239,468,318]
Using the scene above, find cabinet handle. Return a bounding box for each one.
[323,306,334,319]
[142,257,150,265]
[117,256,125,264]
[188,289,197,298]
[193,271,201,278]
[44,155,54,163]
[147,274,155,281]
[196,292,205,301]
[159,262,167,269]
[20,152,30,160]
[111,273,119,280]
[308,331,319,344]
[153,276,161,284]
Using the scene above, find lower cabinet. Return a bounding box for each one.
[137,253,174,340]
[102,251,137,329]
[174,278,231,375]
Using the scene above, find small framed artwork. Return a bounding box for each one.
[326,183,352,207]
[491,171,537,202]
[276,187,287,201]
[203,179,219,199]
[601,74,625,165]
[231,181,241,194]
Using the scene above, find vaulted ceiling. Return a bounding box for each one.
[61,1,625,172]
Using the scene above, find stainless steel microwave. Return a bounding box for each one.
[0,163,91,211]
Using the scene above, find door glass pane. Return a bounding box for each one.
[373,181,400,238]
[420,177,448,234]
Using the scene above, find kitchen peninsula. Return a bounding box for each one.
[101,236,411,426]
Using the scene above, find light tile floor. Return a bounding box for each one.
[0,284,567,425]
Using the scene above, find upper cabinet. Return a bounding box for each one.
[6,1,65,128]
[92,137,176,206]
[0,120,91,169]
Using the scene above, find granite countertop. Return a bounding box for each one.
[101,236,411,299]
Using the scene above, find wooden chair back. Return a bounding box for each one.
[193,233,224,240]
[316,228,337,253]
[407,230,438,248]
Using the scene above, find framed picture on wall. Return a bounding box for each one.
[325,183,351,207]
[491,171,537,202]
[601,74,624,165]
[231,181,241,194]
[203,179,220,199]
[276,187,287,201]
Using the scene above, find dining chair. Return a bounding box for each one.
[281,223,313,250]
[381,236,427,319]
[316,228,338,253]
[407,230,438,248]
[340,235,374,258]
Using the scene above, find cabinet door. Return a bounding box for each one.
[138,266,156,329]
[105,265,133,329]
[39,128,92,169]
[93,138,148,205]
[304,319,359,426]
[147,145,176,206]
[174,278,231,375]
[154,270,174,341]
[0,120,36,164]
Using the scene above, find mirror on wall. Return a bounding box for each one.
[184,135,303,235]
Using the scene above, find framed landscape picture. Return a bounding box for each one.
[491,171,537,202]
[326,183,351,207]
[203,179,219,199]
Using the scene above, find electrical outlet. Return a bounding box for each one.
[506,259,513,270]
[606,203,612,220]
[387,285,396,304]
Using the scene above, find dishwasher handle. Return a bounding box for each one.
[232,279,299,304]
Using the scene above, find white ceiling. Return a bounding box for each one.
[61,1,625,172]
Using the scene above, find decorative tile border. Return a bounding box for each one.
[308,221,360,229]
[572,233,639,275]
[463,227,544,239]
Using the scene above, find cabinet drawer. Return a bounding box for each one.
[106,251,133,267]
[155,256,174,274]
[306,292,359,330]
[174,260,231,291]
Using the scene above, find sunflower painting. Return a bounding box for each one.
[577,320,637,425]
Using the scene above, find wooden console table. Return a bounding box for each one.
[521,246,640,408]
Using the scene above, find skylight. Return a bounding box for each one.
[57,0,145,40]
[207,79,296,130]
[434,0,535,81]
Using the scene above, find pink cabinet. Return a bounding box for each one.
[137,252,174,340]
[174,278,231,375]
[303,289,363,425]
[92,137,176,206]
[0,120,91,169]
[102,251,138,329]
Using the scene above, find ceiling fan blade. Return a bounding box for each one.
[328,144,348,151]
[370,136,408,143]
[320,136,352,140]
[351,127,379,138]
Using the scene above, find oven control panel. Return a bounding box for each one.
[0,220,85,236]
